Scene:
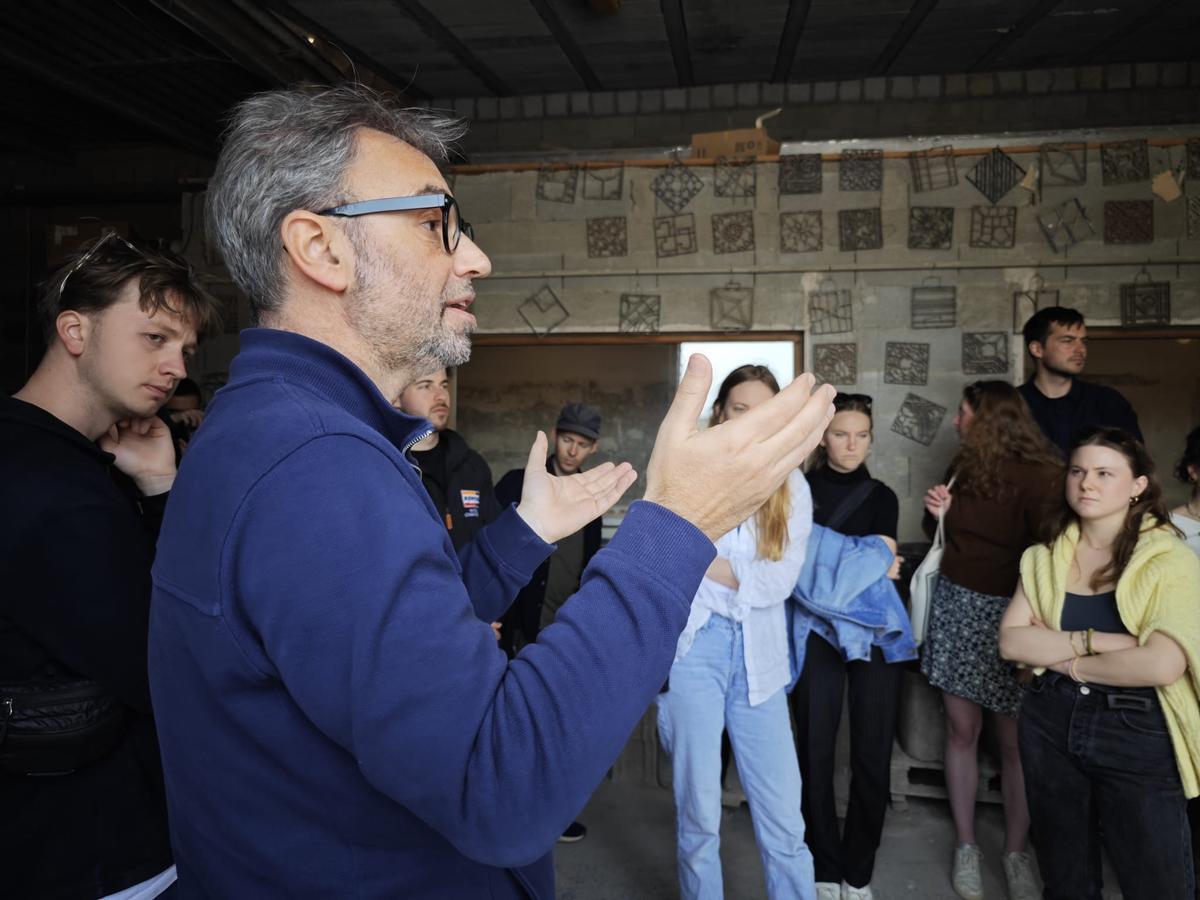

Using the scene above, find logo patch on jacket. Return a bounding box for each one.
[460,489,481,518]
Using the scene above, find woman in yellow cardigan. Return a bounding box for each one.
[999,427,1200,900]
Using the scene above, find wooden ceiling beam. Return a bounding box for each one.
[259,0,428,99]
[969,0,1065,72]
[660,0,694,87]
[0,43,214,157]
[147,0,314,85]
[526,0,604,91]
[771,0,814,84]
[871,0,940,77]
[1075,0,1181,65]
[386,0,511,96]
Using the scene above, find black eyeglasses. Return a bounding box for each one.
[317,193,474,254]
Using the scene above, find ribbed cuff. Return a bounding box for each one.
[603,501,716,603]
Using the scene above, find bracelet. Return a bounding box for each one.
[1068,630,1083,658]
[1086,628,1096,656]
[1068,656,1087,684]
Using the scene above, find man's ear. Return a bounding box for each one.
[55,310,89,358]
[280,210,352,294]
[1028,340,1044,361]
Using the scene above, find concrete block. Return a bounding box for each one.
[996,70,1023,94]
[762,83,785,106]
[1162,61,1188,87]
[1025,69,1052,94]
[639,89,663,113]
[687,85,712,109]
[916,74,941,98]
[786,82,811,103]
[453,96,475,119]
[813,81,837,103]
[476,97,499,120]
[616,90,638,115]
[1050,68,1076,92]
[663,87,687,111]
[839,79,862,102]
[498,96,521,119]
[1077,65,1104,91]
[890,76,914,99]
[968,73,995,97]
[570,91,590,115]
[864,77,887,101]
[592,92,615,116]
[944,73,968,97]
[1105,64,1132,90]
[712,84,736,107]
[1135,62,1159,88]
[545,92,568,117]
[736,83,760,106]
[521,95,544,119]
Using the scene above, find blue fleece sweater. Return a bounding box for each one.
[149,329,714,899]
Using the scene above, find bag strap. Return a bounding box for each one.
[823,478,879,532]
[932,474,957,547]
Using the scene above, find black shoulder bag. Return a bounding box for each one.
[0,663,126,776]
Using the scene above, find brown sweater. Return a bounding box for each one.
[924,459,1060,598]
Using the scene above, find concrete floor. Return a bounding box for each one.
[554,779,1125,900]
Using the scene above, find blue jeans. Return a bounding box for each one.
[1019,673,1194,900]
[657,615,816,900]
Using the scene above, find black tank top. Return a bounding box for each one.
[1060,590,1128,635]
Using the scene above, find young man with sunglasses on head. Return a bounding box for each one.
[149,83,836,899]
[0,233,220,899]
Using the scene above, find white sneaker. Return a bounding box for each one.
[1002,851,1041,900]
[815,882,841,900]
[842,882,874,900]
[952,843,984,900]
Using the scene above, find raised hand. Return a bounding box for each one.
[644,354,836,542]
[514,431,638,544]
[99,416,177,496]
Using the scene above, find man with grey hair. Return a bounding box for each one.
[151,83,835,899]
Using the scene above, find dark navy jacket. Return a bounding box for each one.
[1018,377,1142,456]
[149,329,712,898]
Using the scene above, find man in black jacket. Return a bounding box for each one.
[495,402,605,843]
[496,403,605,653]
[0,233,219,898]
[395,366,501,551]
[1018,306,1142,455]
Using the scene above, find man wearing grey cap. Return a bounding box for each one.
[495,403,605,843]
[496,403,605,650]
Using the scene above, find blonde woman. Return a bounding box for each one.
[658,365,816,900]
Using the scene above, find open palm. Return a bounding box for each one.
[514,432,637,544]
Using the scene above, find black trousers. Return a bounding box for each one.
[790,632,902,888]
[1020,674,1193,900]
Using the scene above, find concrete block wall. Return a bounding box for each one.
[453,130,1200,541]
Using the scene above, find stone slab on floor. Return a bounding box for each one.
[555,779,1124,899]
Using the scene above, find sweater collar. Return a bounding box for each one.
[227,328,433,451]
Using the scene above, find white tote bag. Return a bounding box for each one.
[909,476,954,644]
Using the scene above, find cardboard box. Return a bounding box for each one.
[691,127,780,160]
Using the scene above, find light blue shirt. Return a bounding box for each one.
[674,469,813,706]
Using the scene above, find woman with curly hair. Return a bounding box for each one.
[999,428,1200,900]
[920,380,1062,900]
